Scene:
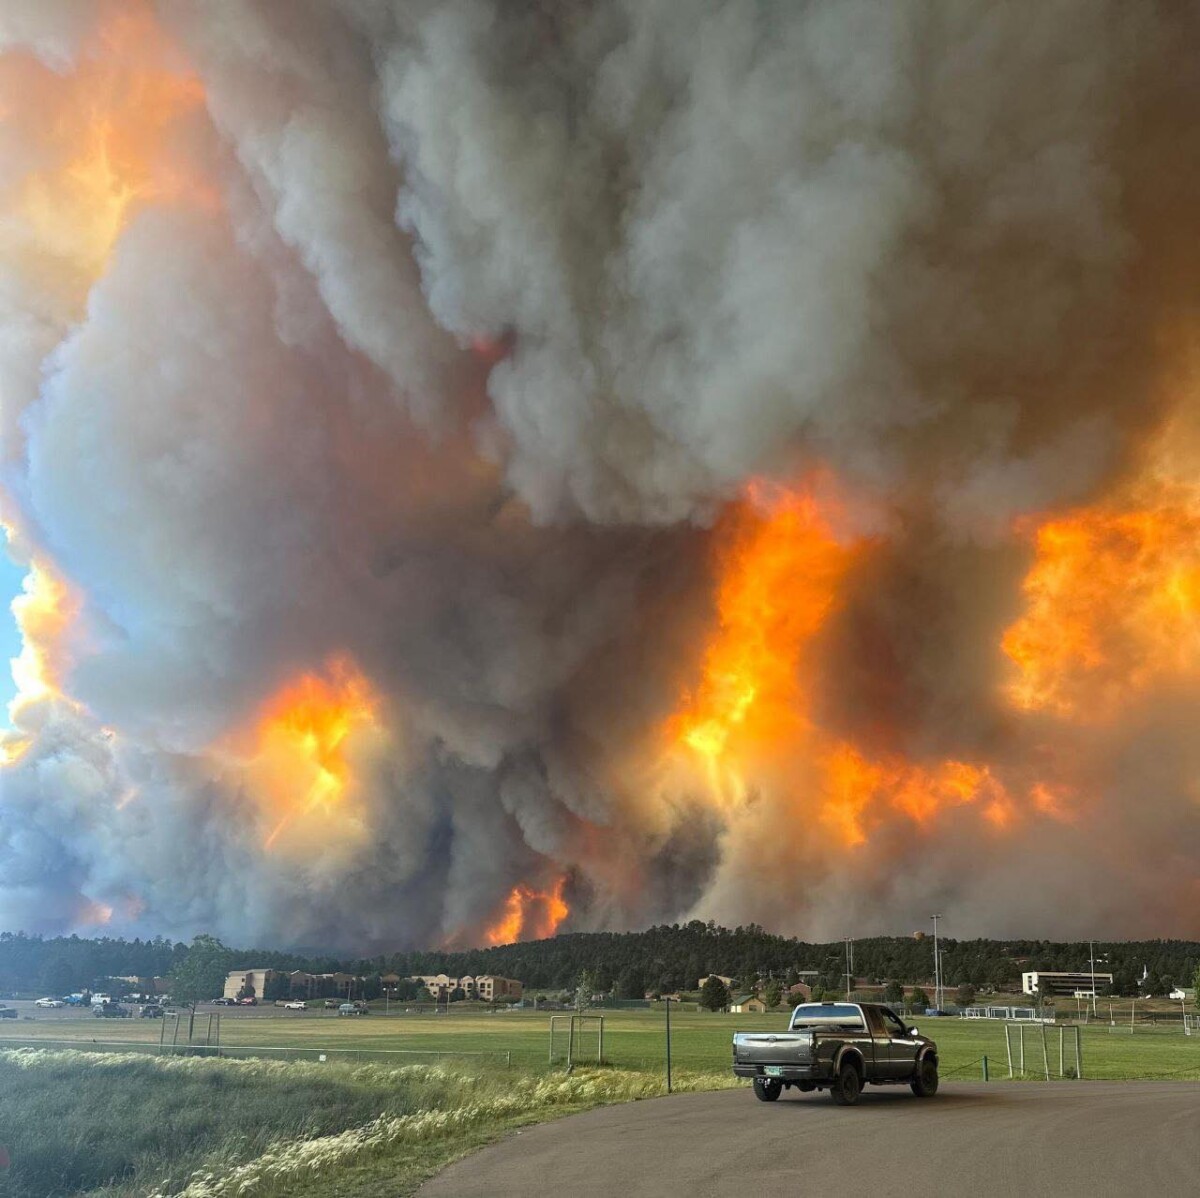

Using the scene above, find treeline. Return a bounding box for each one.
[3,924,1197,998]
[384,924,1200,996]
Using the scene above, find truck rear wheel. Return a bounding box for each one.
[753,1078,782,1102]
[831,1060,861,1106]
[911,1057,939,1097]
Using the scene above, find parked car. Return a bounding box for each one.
[322,999,339,1009]
[211,997,234,1005]
[338,1001,370,1016]
[238,996,258,1006]
[35,997,65,1008]
[0,1005,16,1019]
[283,1000,307,1011]
[732,1002,939,1105]
[139,1004,164,1018]
[93,1003,132,1019]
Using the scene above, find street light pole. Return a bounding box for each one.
[931,915,942,1011]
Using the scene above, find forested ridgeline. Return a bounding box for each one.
[1,924,1197,996]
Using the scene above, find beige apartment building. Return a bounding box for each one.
[413,974,523,1002]
[223,968,281,1000]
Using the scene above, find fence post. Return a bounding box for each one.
[1075,1026,1083,1079]
[1059,1025,1064,1076]
[982,1055,989,1081]
[1019,1024,1026,1074]
[567,1015,575,1072]
[1040,1023,1050,1080]
[1005,1025,1013,1078]
[665,997,673,1094]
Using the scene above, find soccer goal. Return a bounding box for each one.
[548,1014,605,1068]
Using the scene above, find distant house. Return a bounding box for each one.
[730,995,766,1013]
[786,982,812,1001]
[699,975,736,991]
[1169,986,1195,1002]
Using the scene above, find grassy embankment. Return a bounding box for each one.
[0,1048,730,1198]
[1,1009,1197,1196]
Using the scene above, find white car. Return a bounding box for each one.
[35,997,65,1008]
[283,1000,307,1010]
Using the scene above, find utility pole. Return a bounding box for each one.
[845,938,854,999]
[931,915,942,1011]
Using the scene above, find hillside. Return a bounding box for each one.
[2,924,1196,997]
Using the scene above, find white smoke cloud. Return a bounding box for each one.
[0,0,1198,949]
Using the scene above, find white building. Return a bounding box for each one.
[1022,970,1113,997]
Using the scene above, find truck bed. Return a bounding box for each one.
[731,1030,818,1067]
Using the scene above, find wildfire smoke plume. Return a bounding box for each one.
[1,1,1199,948]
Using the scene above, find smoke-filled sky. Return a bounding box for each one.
[1,0,1199,952]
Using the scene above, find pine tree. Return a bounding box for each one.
[699,975,729,1012]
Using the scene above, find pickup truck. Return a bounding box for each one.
[732,1001,938,1105]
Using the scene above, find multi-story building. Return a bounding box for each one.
[474,975,523,1002]
[1022,971,1113,997]
[223,968,282,1001]
[412,974,523,1002]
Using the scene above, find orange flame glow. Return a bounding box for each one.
[239,657,381,851]
[1,536,84,763]
[669,479,1060,847]
[483,876,569,946]
[817,745,1017,847]
[1,2,213,293]
[1003,482,1200,719]
[671,482,853,768]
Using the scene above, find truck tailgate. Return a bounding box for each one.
[733,1031,816,1065]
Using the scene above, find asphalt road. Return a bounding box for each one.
[419,1081,1200,1198]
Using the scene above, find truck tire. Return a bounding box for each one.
[753,1078,782,1102]
[910,1057,939,1097]
[831,1060,861,1106]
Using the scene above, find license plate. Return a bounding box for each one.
[764,1066,784,1077]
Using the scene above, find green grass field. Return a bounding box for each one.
[2,1006,1197,1080]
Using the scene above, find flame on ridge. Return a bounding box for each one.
[483,876,569,946]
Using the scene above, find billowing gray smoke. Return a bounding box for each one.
[1,0,1199,950]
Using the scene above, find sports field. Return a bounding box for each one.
[2,1005,1197,1080]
